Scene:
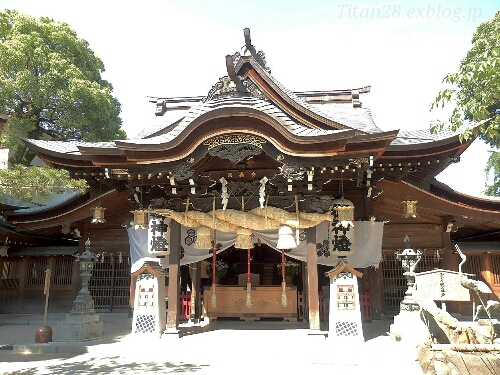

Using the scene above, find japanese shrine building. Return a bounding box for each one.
[1,29,500,325]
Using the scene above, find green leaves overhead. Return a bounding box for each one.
[0,9,126,164]
[431,11,500,144]
[431,11,500,196]
[0,165,88,203]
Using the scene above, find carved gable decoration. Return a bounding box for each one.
[204,134,266,163]
[170,162,194,181]
[202,76,266,102]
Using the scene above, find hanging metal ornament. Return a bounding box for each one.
[131,209,149,230]
[91,206,106,224]
[402,199,419,218]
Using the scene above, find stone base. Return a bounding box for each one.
[390,310,429,348]
[57,313,103,341]
[160,327,181,339]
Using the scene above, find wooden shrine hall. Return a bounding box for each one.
[2,29,500,327]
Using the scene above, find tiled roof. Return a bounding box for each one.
[136,110,188,139]
[24,139,83,156]
[310,103,382,134]
[389,128,459,147]
[119,96,351,146]
[256,63,354,130]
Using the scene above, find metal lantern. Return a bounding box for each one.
[91,206,106,224]
[331,198,355,227]
[402,199,419,218]
[131,209,148,230]
[0,244,8,257]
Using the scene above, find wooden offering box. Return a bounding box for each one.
[203,285,298,321]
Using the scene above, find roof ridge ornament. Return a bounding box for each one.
[202,28,270,102]
[238,28,271,73]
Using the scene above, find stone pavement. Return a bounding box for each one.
[0,313,425,374]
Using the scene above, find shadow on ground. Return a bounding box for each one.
[4,357,207,375]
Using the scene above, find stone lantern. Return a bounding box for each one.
[389,235,429,345]
[58,238,103,341]
[396,234,421,312]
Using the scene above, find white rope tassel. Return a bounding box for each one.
[220,177,229,210]
[281,280,288,307]
[259,176,268,208]
[246,282,252,308]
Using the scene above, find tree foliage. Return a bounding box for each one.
[0,165,88,203]
[0,9,126,164]
[431,11,500,195]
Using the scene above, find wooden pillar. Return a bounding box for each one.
[442,227,459,312]
[482,254,494,290]
[189,262,200,323]
[441,222,454,272]
[166,221,181,332]
[306,226,320,330]
[301,262,308,320]
[368,265,383,320]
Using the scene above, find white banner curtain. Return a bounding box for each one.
[127,221,384,272]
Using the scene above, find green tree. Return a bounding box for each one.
[0,10,127,203]
[0,165,87,202]
[431,11,500,195]
[0,9,126,164]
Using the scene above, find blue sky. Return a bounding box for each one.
[1,0,499,197]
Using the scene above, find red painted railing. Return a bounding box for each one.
[180,291,191,320]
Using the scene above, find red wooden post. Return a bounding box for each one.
[281,249,285,282]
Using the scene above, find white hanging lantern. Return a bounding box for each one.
[277,225,297,250]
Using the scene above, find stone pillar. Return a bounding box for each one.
[165,221,181,333]
[328,271,364,343]
[389,236,429,346]
[58,238,103,341]
[132,269,166,334]
[306,226,320,331]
